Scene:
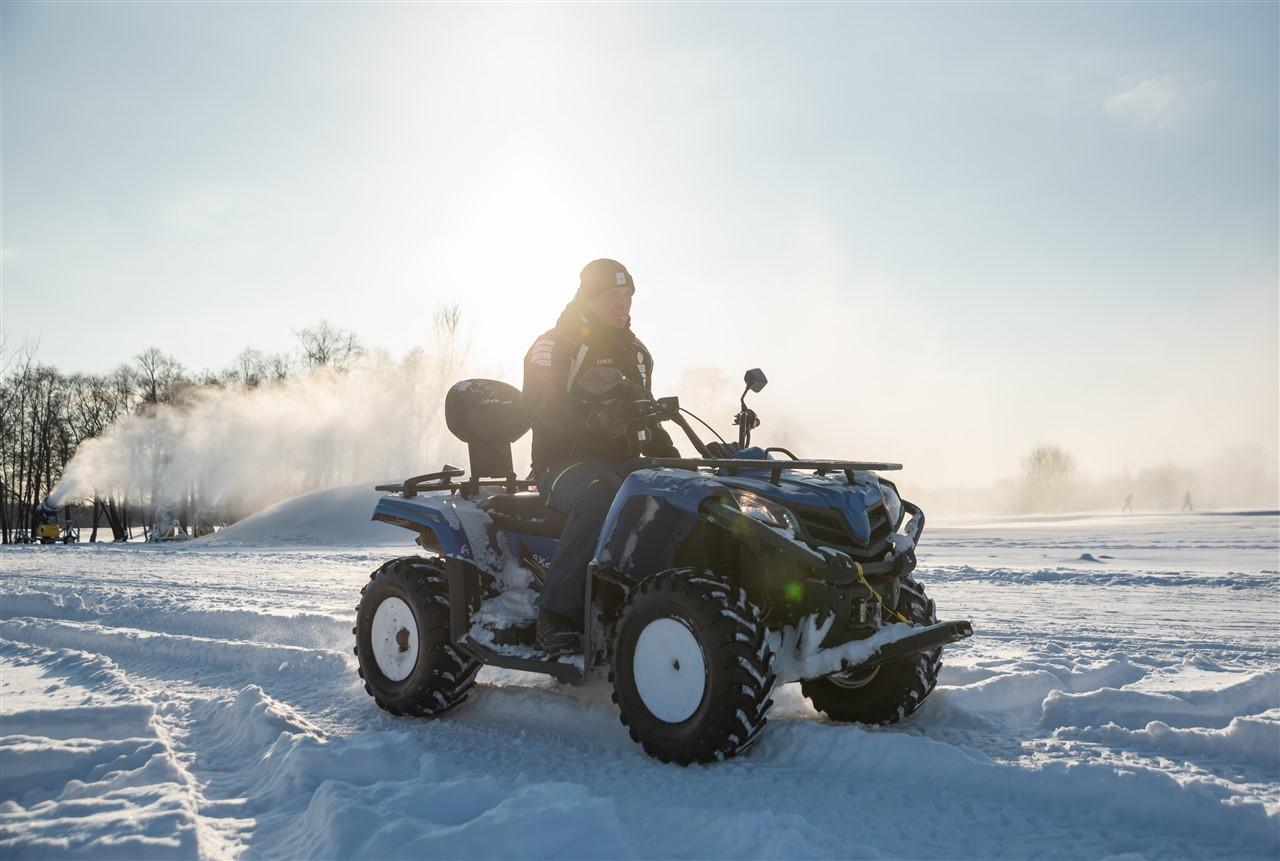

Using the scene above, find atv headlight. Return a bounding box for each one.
[726,488,799,532]
[880,481,903,530]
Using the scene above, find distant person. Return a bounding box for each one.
[1181,491,1194,512]
[1122,493,1133,513]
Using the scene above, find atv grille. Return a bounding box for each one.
[867,502,892,551]
[795,508,852,550]
[794,501,893,561]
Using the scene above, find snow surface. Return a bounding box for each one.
[1,490,1277,860]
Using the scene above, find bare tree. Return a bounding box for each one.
[109,364,137,415]
[297,321,362,370]
[1019,444,1076,513]
[434,303,462,339]
[265,352,294,383]
[134,347,185,406]
[0,342,39,543]
[234,348,268,389]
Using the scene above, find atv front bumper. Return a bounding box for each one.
[699,498,973,666]
[770,618,974,684]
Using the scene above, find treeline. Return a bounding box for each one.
[0,321,364,543]
[920,443,1279,516]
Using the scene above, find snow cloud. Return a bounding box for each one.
[1104,75,1196,128]
[50,348,470,522]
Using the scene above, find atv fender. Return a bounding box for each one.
[372,494,480,558]
[592,469,732,580]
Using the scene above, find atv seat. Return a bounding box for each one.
[478,493,566,539]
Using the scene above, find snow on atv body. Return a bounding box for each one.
[357,373,973,764]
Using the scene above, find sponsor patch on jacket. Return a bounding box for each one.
[528,338,555,367]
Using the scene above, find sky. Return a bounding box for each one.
[3,2,1277,487]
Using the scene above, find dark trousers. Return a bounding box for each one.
[536,459,626,621]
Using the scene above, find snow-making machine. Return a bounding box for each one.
[356,369,972,764]
[32,499,79,545]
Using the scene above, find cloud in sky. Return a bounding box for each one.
[1104,75,1198,128]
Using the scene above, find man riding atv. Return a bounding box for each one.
[359,260,973,763]
[523,258,681,654]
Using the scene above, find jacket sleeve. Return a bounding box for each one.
[639,351,680,458]
[523,333,582,450]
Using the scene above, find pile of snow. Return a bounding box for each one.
[199,483,405,546]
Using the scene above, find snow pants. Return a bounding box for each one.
[535,459,627,622]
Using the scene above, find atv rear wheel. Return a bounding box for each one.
[801,575,941,725]
[354,556,480,717]
[610,568,775,764]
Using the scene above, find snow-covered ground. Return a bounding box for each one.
[2,490,1277,859]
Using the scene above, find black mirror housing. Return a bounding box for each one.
[744,368,768,393]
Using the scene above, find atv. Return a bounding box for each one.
[355,368,973,764]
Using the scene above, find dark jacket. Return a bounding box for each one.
[523,302,678,475]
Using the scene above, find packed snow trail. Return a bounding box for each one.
[2,499,1277,859]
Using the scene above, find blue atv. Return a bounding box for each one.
[356,368,973,764]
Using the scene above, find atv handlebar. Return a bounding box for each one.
[619,395,903,475]
[610,395,711,458]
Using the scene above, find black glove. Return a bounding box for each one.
[644,426,680,458]
[586,399,633,438]
[706,441,742,459]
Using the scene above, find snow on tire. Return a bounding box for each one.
[801,574,942,725]
[610,568,775,765]
[354,556,480,717]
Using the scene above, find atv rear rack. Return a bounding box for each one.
[374,466,535,498]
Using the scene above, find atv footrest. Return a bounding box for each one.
[863,620,973,668]
[461,637,585,684]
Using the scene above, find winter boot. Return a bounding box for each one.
[536,609,580,657]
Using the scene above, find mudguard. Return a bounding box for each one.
[592,468,732,580]
[372,494,487,561]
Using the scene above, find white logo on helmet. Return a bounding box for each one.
[615,272,627,285]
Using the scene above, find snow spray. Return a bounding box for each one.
[49,350,472,522]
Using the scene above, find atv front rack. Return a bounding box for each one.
[645,457,902,486]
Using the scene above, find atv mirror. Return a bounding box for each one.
[575,366,626,398]
[744,368,768,393]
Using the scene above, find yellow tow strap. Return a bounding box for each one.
[854,561,913,625]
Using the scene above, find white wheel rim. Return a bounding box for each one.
[632,617,707,723]
[371,596,418,682]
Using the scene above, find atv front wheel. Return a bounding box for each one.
[801,574,941,724]
[610,569,775,764]
[354,556,480,717]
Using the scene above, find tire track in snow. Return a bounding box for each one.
[0,642,242,859]
[0,619,353,692]
[1,587,353,652]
